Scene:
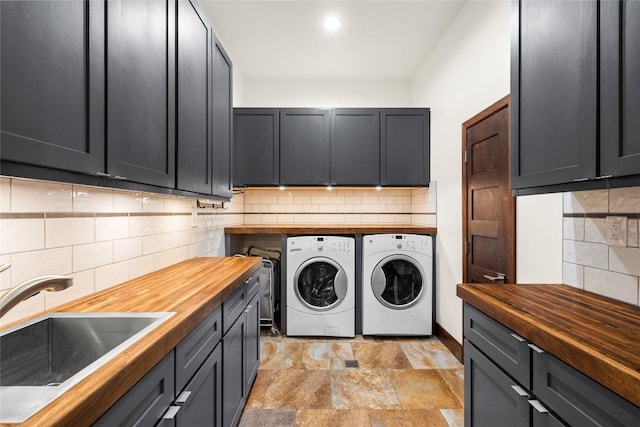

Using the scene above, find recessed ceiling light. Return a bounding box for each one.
[323,16,340,32]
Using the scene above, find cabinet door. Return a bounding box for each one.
[222,315,246,427]
[233,109,280,186]
[176,344,222,427]
[211,36,233,198]
[93,352,175,427]
[532,350,640,427]
[0,0,105,174]
[600,0,640,177]
[464,341,529,427]
[176,0,212,194]
[511,0,597,189]
[330,109,380,185]
[380,109,430,186]
[280,109,331,185]
[244,294,260,392]
[107,0,176,188]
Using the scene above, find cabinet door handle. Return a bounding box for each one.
[510,384,530,397]
[161,405,181,424]
[528,343,545,354]
[510,333,526,343]
[529,400,549,413]
[175,391,191,404]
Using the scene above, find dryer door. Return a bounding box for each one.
[371,255,424,309]
[294,257,347,311]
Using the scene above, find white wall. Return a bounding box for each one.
[239,78,412,107]
[411,0,514,343]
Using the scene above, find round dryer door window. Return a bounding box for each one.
[371,255,424,309]
[294,257,348,311]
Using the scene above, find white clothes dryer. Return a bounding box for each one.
[286,236,355,337]
[362,234,433,336]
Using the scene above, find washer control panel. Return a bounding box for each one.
[288,236,353,255]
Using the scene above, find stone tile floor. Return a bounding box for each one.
[239,332,464,426]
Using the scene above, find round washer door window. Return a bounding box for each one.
[371,255,424,309]
[294,257,347,311]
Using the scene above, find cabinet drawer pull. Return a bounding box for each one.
[95,172,111,177]
[529,400,549,413]
[572,177,589,182]
[176,391,191,404]
[162,405,181,420]
[510,333,526,343]
[528,343,545,354]
[510,385,530,397]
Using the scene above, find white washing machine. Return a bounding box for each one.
[362,234,433,336]
[286,236,355,337]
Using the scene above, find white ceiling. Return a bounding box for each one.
[200,1,466,80]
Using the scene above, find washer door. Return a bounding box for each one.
[294,257,348,311]
[371,255,424,309]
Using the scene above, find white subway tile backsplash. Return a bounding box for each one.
[154,250,175,271]
[164,196,193,213]
[562,262,584,289]
[609,246,640,277]
[11,247,72,286]
[609,187,640,213]
[584,217,607,244]
[563,190,609,214]
[0,178,11,212]
[46,217,94,248]
[11,179,72,213]
[142,234,166,255]
[562,240,608,270]
[96,261,130,292]
[563,217,584,241]
[129,254,155,280]
[114,237,143,262]
[584,267,639,305]
[113,191,144,213]
[142,194,165,212]
[73,241,113,271]
[73,186,114,213]
[46,269,95,309]
[130,216,155,237]
[628,219,638,248]
[0,218,45,255]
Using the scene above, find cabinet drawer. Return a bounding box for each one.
[464,341,530,427]
[246,271,260,301]
[464,304,531,388]
[532,350,640,427]
[93,351,175,427]
[223,284,247,334]
[175,306,222,391]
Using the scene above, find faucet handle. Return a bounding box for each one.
[0,263,11,273]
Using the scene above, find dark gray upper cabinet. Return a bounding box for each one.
[600,0,640,178]
[233,109,280,186]
[106,0,176,188]
[0,0,105,174]
[380,109,430,186]
[330,109,380,185]
[280,109,331,185]
[211,36,233,198]
[176,0,212,194]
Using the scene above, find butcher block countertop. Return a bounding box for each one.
[1,256,262,427]
[224,223,437,235]
[457,283,640,407]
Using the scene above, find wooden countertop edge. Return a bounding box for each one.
[224,224,437,234]
[4,257,262,427]
[456,284,640,407]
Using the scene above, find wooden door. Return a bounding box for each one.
[463,96,515,284]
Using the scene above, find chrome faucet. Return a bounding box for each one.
[0,264,73,318]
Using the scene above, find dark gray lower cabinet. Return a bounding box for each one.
[464,304,640,427]
[176,344,222,426]
[244,294,260,392]
[464,341,529,427]
[223,309,246,427]
[93,351,175,427]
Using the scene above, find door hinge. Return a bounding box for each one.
[464,150,468,164]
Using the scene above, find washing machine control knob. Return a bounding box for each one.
[317,245,324,251]
[397,243,403,250]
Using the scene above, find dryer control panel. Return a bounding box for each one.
[363,234,432,257]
